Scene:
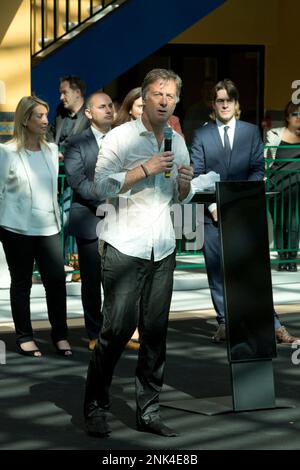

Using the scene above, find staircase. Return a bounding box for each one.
[31,0,227,113]
[31,0,126,59]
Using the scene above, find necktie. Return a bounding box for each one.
[224,125,231,165]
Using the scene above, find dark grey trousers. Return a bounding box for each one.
[84,243,176,421]
[76,237,102,339]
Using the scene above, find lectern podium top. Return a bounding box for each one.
[191,191,216,204]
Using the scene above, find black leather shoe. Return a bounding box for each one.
[85,413,111,437]
[137,416,178,437]
[286,262,298,272]
[277,263,287,271]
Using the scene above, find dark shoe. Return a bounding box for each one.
[286,262,298,272]
[88,339,97,351]
[16,342,42,357]
[54,340,73,357]
[212,323,226,343]
[277,263,287,271]
[85,412,111,437]
[275,326,300,345]
[126,339,140,350]
[137,416,178,437]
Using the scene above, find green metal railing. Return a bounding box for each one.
[265,146,300,267]
[57,147,300,273]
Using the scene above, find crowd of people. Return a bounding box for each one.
[0,69,299,437]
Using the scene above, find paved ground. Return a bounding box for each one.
[1,315,300,451]
[1,258,300,325]
[1,256,300,452]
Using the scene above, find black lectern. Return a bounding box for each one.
[217,181,276,411]
[162,181,278,414]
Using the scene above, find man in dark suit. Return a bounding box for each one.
[191,78,299,344]
[48,75,89,151]
[64,91,114,350]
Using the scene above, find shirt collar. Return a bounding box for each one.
[216,116,236,130]
[67,103,86,119]
[136,117,152,136]
[90,125,108,140]
[136,116,172,137]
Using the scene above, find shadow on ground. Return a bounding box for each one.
[1,315,300,450]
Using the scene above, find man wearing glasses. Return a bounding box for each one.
[191,79,300,345]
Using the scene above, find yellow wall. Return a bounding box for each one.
[172,0,298,111]
[0,0,31,112]
[265,0,300,109]
[0,0,297,114]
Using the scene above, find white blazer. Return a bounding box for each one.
[264,127,285,159]
[0,141,61,232]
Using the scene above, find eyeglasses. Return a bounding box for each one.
[215,98,235,105]
[291,112,300,117]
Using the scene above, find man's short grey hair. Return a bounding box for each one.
[141,69,182,103]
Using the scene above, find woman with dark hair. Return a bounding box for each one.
[265,101,300,271]
[113,87,143,127]
[0,96,72,356]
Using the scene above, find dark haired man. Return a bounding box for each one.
[48,75,89,149]
[48,76,90,267]
[191,79,300,345]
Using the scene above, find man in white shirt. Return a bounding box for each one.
[64,92,113,351]
[84,69,193,438]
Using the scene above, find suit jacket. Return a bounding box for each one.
[47,103,90,146]
[64,127,103,239]
[0,142,61,231]
[190,119,265,222]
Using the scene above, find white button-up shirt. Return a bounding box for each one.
[216,117,236,149]
[94,118,191,261]
[90,125,106,148]
[208,117,236,214]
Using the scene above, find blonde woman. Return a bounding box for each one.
[0,96,72,357]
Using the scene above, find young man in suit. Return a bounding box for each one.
[64,91,114,350]
[191,78,300,344]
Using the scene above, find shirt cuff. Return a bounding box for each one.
[107,172,127,193]
[180,185,194,204]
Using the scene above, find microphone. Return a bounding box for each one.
[164,127,173,178]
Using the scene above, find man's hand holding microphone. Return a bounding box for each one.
[141,127,192,181]
[140,127,193,200]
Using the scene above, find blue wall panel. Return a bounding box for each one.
[32,0,226,118]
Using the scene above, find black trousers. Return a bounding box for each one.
[0,227,68,344]
[203,222,225,325]
[76,237,102,339]
[203,222,282,329]
[84,244,176,421]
